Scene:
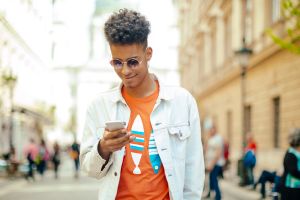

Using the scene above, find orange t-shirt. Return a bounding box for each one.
[116,82,170,200]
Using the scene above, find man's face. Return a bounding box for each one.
[109,43,152,89]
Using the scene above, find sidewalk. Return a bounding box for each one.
[0,153,77,198]
[220,178,261,200]
[0,177,27,197]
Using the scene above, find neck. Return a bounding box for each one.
[125,74,156,98]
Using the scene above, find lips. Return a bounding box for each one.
[124,74,137,79]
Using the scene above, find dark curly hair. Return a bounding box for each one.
[104,9,150,48]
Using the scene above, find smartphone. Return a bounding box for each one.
[105,121,126,131]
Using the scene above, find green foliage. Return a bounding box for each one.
[266,0,300,54]
[0,70,17,87]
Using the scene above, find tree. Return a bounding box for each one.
[266,0,300,54]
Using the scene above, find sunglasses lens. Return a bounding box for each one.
[111,60,123,68]
[127,59,139,68]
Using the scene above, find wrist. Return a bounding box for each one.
[98,140,111,160]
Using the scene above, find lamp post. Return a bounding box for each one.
[235,38,252,149]
[1,68,17,147]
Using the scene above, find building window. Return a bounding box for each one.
[273,97,280,148]
[245,105,252,133]
[198,42,204,79]
[226,110,233,145]
[211,24,216,70]
[266,0,281,26]
[272,0,281,22]
[224,13,232,60]
[241,0,253,44]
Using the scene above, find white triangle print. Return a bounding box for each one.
[131,115,143,132]
[131,152,142,174]
[130,114,144,174]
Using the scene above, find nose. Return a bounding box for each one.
[121,63,131,75]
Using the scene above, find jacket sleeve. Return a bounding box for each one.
[284,152,300,179]
[79,103,113,179]
[183,95,205,199]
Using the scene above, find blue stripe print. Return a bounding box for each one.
[131,130,144,135]
[133,138,144,143]
[130,145,144,151]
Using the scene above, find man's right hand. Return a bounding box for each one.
[98,128,135,160]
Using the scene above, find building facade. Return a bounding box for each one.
[177,0,300,171]
[0,0,53,158]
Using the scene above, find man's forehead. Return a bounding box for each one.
[109,44,144,58]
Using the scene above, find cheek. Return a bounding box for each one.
[114,69,122,77]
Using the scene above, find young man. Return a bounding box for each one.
[80,9,204,200]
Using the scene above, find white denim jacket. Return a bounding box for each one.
[80,77,205,200]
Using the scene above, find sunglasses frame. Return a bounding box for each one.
[109,48,148,70]
[110,58,144,70]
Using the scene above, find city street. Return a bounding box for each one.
[201,174,262,200]
[0,154,99,200]
[0,155,263,200]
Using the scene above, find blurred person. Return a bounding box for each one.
[6,146,19,177]
[51,142,61,179]
[204,125,225,200]
[222,138,230,176]
[35,139,50,178]
[80,9,204,200]
[24,138,39,181]
[242,132,257,186]
[70,140,80,178]
[253,170,281,200]
[280,128,300,200]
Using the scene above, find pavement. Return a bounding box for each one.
[0,157,268,200]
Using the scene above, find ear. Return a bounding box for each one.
[146,47,153,61]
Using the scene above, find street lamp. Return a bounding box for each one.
[1,68,17,147]
[235,38,252,148]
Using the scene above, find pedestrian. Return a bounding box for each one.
[204,125,225,200]
[280,128,300,200]
[35,139,50,178]
[6,146,19,178]
[221,138,230,176]
[24,138,38,181]
[253,170,281,199]
[80,8,205,200]
[51,141,61,179]
[70,140,80,178]
[243,132,257,186]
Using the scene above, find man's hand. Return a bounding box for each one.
[98,128,135,160]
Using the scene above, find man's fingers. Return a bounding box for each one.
[106,134,135,152]
[103,129,127,140]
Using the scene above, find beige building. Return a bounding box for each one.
[177,0,300,171]
[0,0,53,158]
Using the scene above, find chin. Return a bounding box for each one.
[122,79,137,88]
[123,82,139,89]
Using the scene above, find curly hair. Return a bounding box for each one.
[104,9,150,47]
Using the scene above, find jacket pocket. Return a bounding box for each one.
[168,124,191,159]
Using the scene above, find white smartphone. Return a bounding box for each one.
[105,121,126,131]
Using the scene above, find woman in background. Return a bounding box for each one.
[280,128,300,200]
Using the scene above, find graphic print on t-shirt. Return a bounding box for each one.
[130,115,144,174]
[149,132,162,174]
[129,114,162,175]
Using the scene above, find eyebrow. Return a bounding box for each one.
[112,56,139,61]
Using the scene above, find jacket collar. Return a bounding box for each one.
[110,73,174,103]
